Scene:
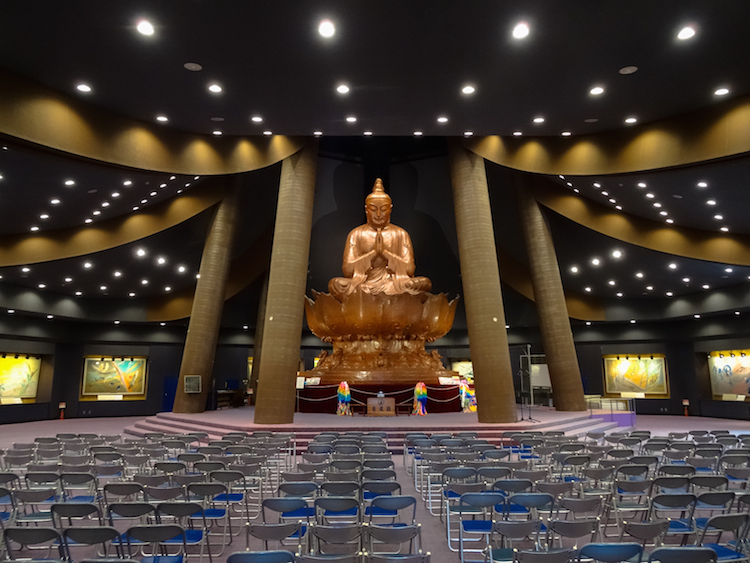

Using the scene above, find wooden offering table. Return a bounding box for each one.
[367,396,396,416]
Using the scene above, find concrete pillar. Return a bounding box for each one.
[254,140,318,424]
[448,142,517,423]
[248,273,268,405]
[515,174,587,411]
[173,187,239,413]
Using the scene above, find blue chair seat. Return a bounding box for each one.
[214,493,243,503]
[324,507,358,517]
[165,529,204,544]
[461,520,492,533]
[282,507,315,518]
[702,543,746,561]
[365,506,397,517]
[667,519,694,533]
[363,491,392,501]
[142,556,183,563]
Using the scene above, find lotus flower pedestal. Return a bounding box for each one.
[303,290,459,386]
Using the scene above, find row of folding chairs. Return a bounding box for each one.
[226,551,430,563]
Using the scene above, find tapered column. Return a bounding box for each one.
[173,187,240,413]
[515,173,586,411]
[448,142,517,423]
[254,140,318,424]
[248,273,268,404]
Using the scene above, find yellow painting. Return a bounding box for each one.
[0,356,41,398]
[603,355,668,396]
[82,357,147,395]
[708,350,750,396]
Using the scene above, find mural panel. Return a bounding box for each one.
[0,356,41,398]
[708,350,750,396]
[603,355,668,396]
[82,357,147,396]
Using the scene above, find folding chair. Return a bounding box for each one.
[696,513,750,563]
[577,542,643,563]
[648,493,697,542]
[618,519,669,561]
[63,525,121,560]
[457,491,505,563]
[647,547,717,563]
[125,524,189,563]
[486,519,543,563]
[367,523,420,555]
[261,497,311,547]
[3,526,66,562]
[313,496,359,526]
[545,518,599,550]
[226,551,296,563]
[309,522,363,555]
[245,521,304,552]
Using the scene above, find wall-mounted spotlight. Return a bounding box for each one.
[720,354,724,358]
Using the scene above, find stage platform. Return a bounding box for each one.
[124,405,623,451]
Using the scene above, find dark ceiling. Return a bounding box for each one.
[0,1,749,330]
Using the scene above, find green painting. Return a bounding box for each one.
[82,357,147,395]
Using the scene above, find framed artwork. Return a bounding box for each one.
[81,357,147,396]
[184,375,202,394]
[708,350,750,397]
[603,355,668,396]
[0,356,41,399]
[451,360,474,381]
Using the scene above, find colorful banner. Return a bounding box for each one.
[82,357,147,396]
[708,350,750,396]
[603,355,668,396]
[0,356,41,398]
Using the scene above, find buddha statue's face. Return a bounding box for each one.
[365,196,392,229]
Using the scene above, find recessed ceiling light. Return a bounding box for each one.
[725,268,733,273]
[714,214,723,220]
[645,193,655,199]
[132,206,139,211]
[585,321,592,326]
[561,131,572,136]
[251,116,263,123]
[123,180,132,186]
[149,192,157,197]
[50,198,60,205]
[413,131,423,137]
[714,87,730,96]
[612,250,622,259]
[208,83,222,93]
[619,66,638,75]
[512,22,530,39]
[37,283,46,289]
[99,285,107,291]
[584,287,592,293]
[666,218,674,224]
[46,315,53,319]
[178,265,186,273]
[668,263,677,270]
[29,226,39,232]
[183,62,203,72]
[513,131,522,136]
[637,182,646,188]
[212,130,222,136]
[83,262,92,269]
[616,292,623,298]
[593,183,601,188]
[157,257,166,265]
[263,130,273,136]
[693,314,701,319]
[624,117,638,124]
[164,286,172,292]
[313,131,323,137]
[101,202,110,208]
[608,198,616,204]
[646,286,654,291]
[591,258,600,266]
[461,85,476,95]
[697,181,708,188]
[136,20,155,36]
[608,280,616,286]
[653,203,662,208]
[141,199,147,204]
[677,26,696,40]
[64,277,72,283]
[160,322,166,327]
[682,277,690,283]
[156,115,168,123]
[129,292,136,297]
[706,199,717,206]
[345,116,356,123]
[590,86,604,95]
[92,210,101,216]
[666,291,673,297]
[21,267,30,273]
[141,279,149,285]
[336,84,350,94]
[437,116,448,123]
[113,320,121,325]
[702,284,710,290]
[76,84,92,93]
[660,211,668,216]
[464,131,473,137]
[634,273,645,280]
[533,117,545,123]
[39,214,49,220]
[75,291,83,296]
[721,226,730,232]
[318,19,335,38]
[65,179,75,186]
[84,218,93,224]
[7,310,13,314]
[363,131,373,136]
[629,319,636,324]
[136,248,146,257]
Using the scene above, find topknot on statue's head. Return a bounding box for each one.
[366,178,392,205]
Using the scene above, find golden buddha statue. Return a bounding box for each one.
[329,179,432,299]
[304,178,458,385]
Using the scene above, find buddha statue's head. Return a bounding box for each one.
[365,178,393,229]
